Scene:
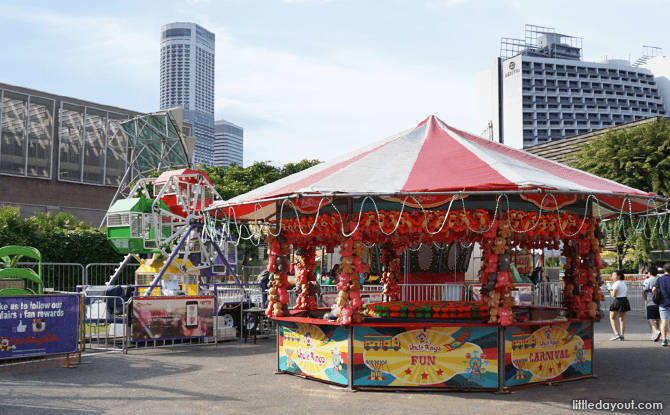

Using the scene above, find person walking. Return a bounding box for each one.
[607,270,630,341]
[642,266,661,342]
[652,263,670,346]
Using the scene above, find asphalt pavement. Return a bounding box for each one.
[1,311,669,415]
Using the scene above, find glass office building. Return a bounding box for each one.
[0,83,141,224]
[214,119,243,168]
[160,22,216,166]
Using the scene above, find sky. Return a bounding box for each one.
[1,0,668,167]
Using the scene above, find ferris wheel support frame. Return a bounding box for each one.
[142,224,245,297]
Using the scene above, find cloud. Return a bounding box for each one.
[214,35,474,166]
[283,0,335,4]
[0,6,158,90]
[424,0,471,8]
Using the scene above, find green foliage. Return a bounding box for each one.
[572,119,670,196]
[202,159,321,265]
[571,119,670,268]
[0,206,122,264]
[201,159,321,201]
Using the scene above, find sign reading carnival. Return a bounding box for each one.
[504,322,593,386]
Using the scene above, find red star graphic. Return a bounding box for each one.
[548,367,553,373]
[538,364,543,370]
[421,373,429,379]
[405,368,412,375]
[436,369,444,376]
[557,362,562,368]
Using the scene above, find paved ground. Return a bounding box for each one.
[1,312,669,415]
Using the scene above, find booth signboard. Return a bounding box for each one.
[504,321,593,387]
[278,321,349,386]
[132,296,214,341]
[0,294,79,359]
[514,284,533,306]
[352,326,498,389]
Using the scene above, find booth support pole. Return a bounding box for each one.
[347,325,354,391]
[496,326,508,393]
[276,323,281,373]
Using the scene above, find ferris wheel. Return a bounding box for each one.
[106,169,231,276]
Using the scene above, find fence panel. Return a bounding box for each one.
[601,281,645,312]
[82,294,130,352]
[238,266,265,283]
[399,284,465,302]
[17,262,85,293]
[85,263,139,286]
[534,281,564,308]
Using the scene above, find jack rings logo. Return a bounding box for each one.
[509,62,515,70]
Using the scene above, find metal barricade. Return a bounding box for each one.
[200,282,267,337]
[534,281,564,308]
[82,294,130,353]
[85,262,140,286]
[601,280,645,312]
[18,262,85,293]
[399,284,465,302]
[238,266,265,283]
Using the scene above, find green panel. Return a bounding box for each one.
[107,227,131,239]
[0,246,41,262]
[108,197,161,214]
[0,268,42,293]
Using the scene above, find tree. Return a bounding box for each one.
[201,159,321,265]
[571,119,670,269]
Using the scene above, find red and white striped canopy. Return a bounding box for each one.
[211,116,659,220]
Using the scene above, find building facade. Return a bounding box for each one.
[0,82,142,224]
[214,119,244,168]
[476,25,666,148]
[160,22,216,166]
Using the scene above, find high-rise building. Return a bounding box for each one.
[476,25,667,148]
[160,22,216,165]
[214,119,244,168]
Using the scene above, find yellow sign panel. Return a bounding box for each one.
[510,325,586,379]
[355,327,498,387]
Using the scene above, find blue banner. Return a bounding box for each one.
[0,295,80,359]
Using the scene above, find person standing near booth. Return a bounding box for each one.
[652,263,670,346]
[607,270,630,341]
[642,266,661,342]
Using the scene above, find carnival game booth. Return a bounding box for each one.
[206,116,665,392]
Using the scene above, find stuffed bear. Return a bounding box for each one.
[341,256,355,274]
[498,308,513,326]
[492,237,507,255]
[587,301,598,318]
[352,240,365,256]
[339,306,353,324]
[340,239,354,256]
[498,253,511,272]
[564,283,575,298]
[272,302,283,317]
[498,220,513,238]
[501,291,514,309]
[495,271,510,291]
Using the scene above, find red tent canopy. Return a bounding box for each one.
[209,116,662,221]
